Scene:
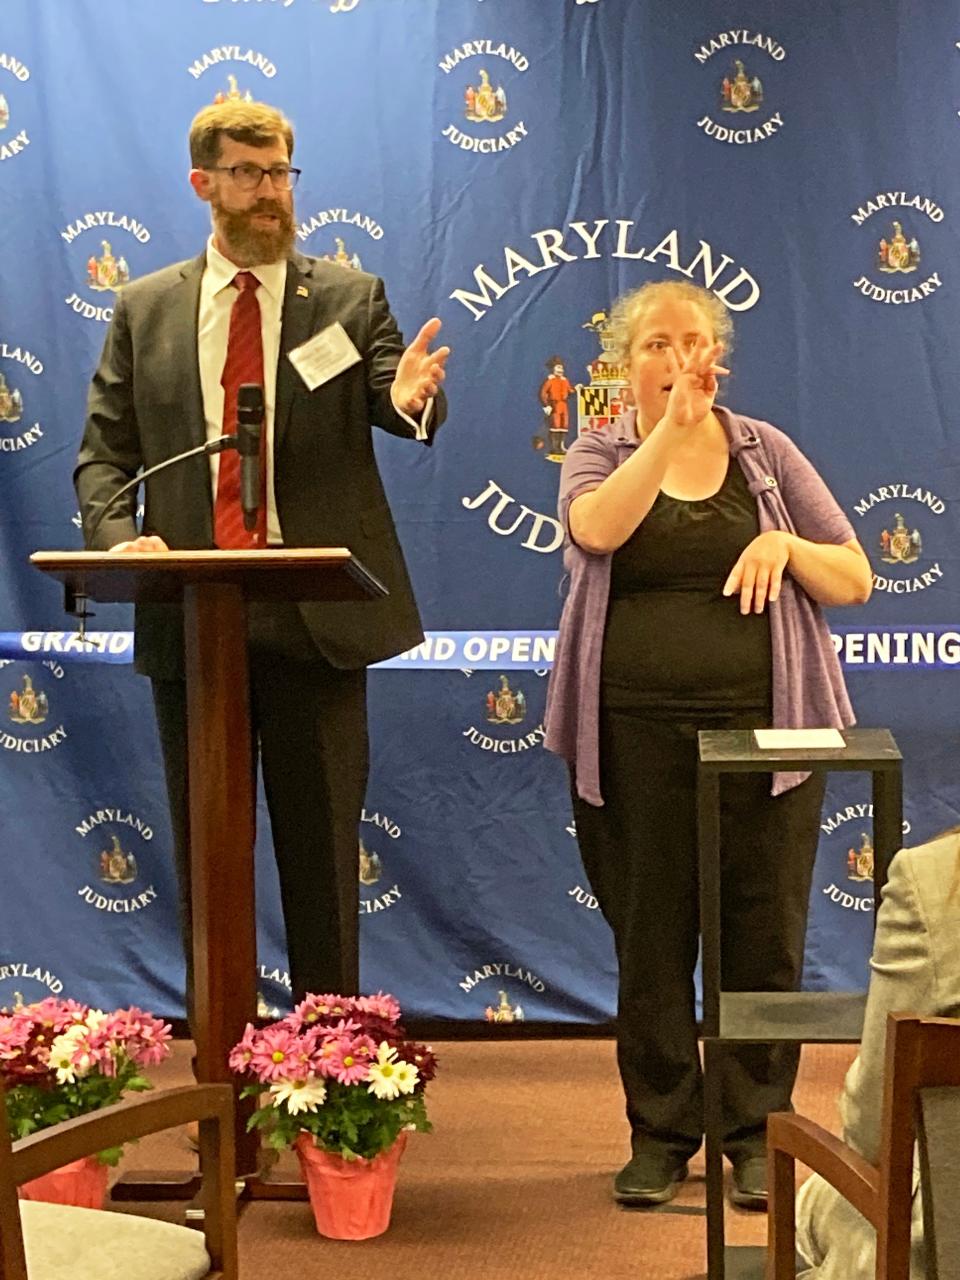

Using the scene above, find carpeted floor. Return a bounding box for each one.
[114,1038,854,1279]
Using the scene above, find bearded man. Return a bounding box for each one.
[74,101,449,1020]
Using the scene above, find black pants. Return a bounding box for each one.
[151,602,368,1027]
[573,708,825,1164]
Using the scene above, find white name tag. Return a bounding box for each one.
[753,729,846,750]
[288,321,361,391]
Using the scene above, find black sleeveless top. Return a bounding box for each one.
[600,461,772,717]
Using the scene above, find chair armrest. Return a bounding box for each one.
[11,1083,233,1186]
[767,1110,880,1224]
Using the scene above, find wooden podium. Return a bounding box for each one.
[31,549,386,1202]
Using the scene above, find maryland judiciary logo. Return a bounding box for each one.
[74,807,159,915]
[851,191,944,305]
[296,207,385,273]
[61,212,153,324]
[438,39,530,155]
[819,800,911,913]
[1,661,67,754]
[187,43,277,110]
[358,808,403,916]
[8,674,48,725]
[462,671,547,753]
[0,341,44,457]
[853,482,947,596]
[0,963,65,1009]
[458,961,546,1022]
[694,28,786,145]
[0,49,31,164]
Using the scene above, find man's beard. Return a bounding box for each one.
[212,195,295,265]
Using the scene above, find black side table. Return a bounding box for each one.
[697,728,903,1280]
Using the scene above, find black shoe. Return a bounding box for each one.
[730,1154,767,1209]
[614,1150,689,1206]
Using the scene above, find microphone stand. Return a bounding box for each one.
[70,435,238,635]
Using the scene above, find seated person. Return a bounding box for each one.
[795,827,960,1278]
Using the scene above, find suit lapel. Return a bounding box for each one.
[170,253,206,450]
[275,254,320,452]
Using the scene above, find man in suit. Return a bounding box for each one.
[74,100,449,1015]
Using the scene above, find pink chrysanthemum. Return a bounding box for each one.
[288,993,353,1031]
[112,1007,172,1067]
[228,1022,259,1074]
[248,1024,309,1083]
[326,1017,361,1040]
[0,1017,30,1059]
[328,1034,377,1085]
[354,992,402,1024]
[312,1033,346,1079]
[20,997,86,1035]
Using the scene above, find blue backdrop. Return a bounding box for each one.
[0,0,957,1025]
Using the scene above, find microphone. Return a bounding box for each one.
[237,383,264,533]
[82,434,238,551]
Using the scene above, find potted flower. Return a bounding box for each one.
[229,991,436,1239]
[0,996,172,1207]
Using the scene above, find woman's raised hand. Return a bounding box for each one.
[662,337,728,428]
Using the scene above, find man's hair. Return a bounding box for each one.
[188,101,295,169]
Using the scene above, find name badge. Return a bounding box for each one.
[288,322,361,391]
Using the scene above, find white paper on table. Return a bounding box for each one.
[753,728,846,750]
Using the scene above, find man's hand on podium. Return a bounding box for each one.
[109,535,170,554]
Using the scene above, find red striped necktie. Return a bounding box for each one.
[214,270,267,549]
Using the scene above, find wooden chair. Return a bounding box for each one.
[767,1012,960,1280]
[0,1083,238,1280]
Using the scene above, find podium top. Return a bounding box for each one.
[698,727,901,771]
[30,548,387,605]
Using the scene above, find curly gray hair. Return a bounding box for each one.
[607,280,734,364]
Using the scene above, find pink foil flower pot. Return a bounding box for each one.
[294,1131,407,1239]
[19,1155,110,1208]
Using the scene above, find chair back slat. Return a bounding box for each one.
[918,1086,960,1280]
[877,1016,960,1280]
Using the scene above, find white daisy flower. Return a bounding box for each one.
[48,1033,82,1084]
[269,1077,327,1116]
[367,1042,419,1099]
[392,1061,420,1096]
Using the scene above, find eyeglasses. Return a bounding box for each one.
[207,163,301,191]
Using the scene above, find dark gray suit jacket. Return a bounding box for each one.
[75,250,446,677]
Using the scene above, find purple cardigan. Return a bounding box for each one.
[544,407,856,805]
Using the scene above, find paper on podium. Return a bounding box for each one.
[753,728,846,750]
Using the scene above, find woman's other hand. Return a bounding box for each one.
[723,531,791,614]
